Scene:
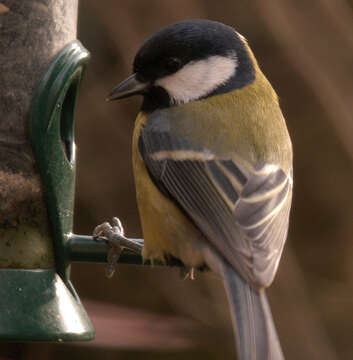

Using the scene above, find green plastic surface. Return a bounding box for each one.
[30,40,90,284]
[0,269,93,341]
[0,40,94,341]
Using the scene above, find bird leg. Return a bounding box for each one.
[180,266,196,280]
[93,217,143,278]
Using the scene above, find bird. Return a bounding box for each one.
[104,19,293,360]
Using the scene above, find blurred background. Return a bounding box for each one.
[21,0,353,359]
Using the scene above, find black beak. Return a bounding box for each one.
[106,73,150,101]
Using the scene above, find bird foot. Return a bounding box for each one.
[93,217,142,278]
[180,266,196,280]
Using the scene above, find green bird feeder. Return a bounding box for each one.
[0,38,180,343]
[0,40,94,342]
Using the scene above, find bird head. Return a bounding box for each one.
[107,19,256,111]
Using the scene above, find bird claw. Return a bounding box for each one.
[93,217,125,278]
[93,217,125,239]
[180,266,196,280]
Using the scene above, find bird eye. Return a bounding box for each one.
[165,57,182,73]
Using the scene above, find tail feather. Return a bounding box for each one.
[221,262,284,360]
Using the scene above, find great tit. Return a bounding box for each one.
[107,19,293,360]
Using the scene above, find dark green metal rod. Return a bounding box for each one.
[67,234,143,265]
[67,234,184,267]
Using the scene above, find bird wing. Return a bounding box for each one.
[138,113,292,288]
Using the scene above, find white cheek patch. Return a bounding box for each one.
[155,53,237,104]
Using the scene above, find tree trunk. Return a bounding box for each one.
[0,0,78,268]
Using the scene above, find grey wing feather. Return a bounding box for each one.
[140,115,292,288]
[235,166,292,285]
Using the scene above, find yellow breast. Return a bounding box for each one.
[132,112,207,266]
